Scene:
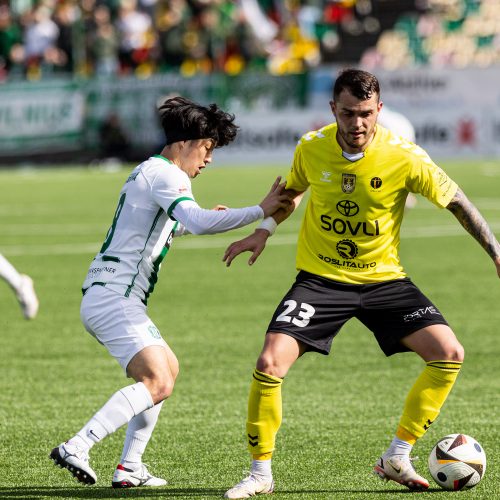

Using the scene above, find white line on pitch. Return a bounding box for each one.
[2,223,499,256]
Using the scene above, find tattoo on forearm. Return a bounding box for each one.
[446,188,500,260]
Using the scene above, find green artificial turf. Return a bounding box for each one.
[0,161,499,499]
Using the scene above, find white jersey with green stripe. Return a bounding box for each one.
[83,155,193,303]
[83,155,264,303]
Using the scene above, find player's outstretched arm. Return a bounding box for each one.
[446,187,500,278]
[258,176,291,217]
[174,204,229,237]
[223,190,304,267]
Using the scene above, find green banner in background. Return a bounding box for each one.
[84,72,307,154]
[0,72,307,159]
[0,81,85,154]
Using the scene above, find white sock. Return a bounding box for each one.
[120,401,164,469]
[69,382,154,450]
[0,254,22,290]
[251,459,272,479]
[386,436,413,457]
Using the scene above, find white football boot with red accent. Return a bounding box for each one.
[112,463,167,488]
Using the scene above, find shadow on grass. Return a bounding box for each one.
[276,488,444,496]
[0,487,220,499]
[0,486,445,498]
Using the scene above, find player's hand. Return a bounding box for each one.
[223,229,270,267]
[259,176,291,217]
[212,204,228,211]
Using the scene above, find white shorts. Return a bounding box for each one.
[80,285,168,373]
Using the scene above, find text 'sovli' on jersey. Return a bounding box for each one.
[82,155,192,302]
[287,123,458,284]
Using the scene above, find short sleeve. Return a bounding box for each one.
[286,144,309,192]
[406,146,458,208]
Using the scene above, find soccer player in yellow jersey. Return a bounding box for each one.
[223,69,500,497]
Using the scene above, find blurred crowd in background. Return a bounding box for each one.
[0,0,499,82]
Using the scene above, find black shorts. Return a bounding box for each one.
[266,271,449,356]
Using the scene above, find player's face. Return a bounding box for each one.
[178,139,215,178]
[330,90,382,154]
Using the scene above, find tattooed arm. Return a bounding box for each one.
[446,187,500,278]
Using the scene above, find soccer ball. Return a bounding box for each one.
[428,433,486,490]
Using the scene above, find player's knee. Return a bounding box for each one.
[446,341,464,363]
[436,339,464,363]
[154,377,175,402]
[144,372,176,403]
[256,353,284,378]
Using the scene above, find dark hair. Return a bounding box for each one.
[158,96,239,148]
[333,69,380,102]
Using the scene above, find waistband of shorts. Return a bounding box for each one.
[82,282,145,303]
[296,270,411,289]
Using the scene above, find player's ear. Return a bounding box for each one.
[329,100,336,116]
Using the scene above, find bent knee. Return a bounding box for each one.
[152,378,175,403]
[433,340,465,363]
[158,378,175,400]
[143,373,176,403]
[256,354,286,378]
[445,342,464,363]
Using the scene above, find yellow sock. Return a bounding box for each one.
[398,360,462,440]
[247,369,283,455]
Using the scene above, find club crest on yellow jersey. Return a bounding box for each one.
[342,173,356,193]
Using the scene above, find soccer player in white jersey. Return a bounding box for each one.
[0,253,38,319]
[49,96,290,488]
[223,69,500,497]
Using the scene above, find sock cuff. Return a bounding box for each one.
[253,369,283,386]
[120,382,154,415]
[396,425,418,445]
[426,360,462,372]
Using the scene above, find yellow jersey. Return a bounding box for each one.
[286,123,457,284]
